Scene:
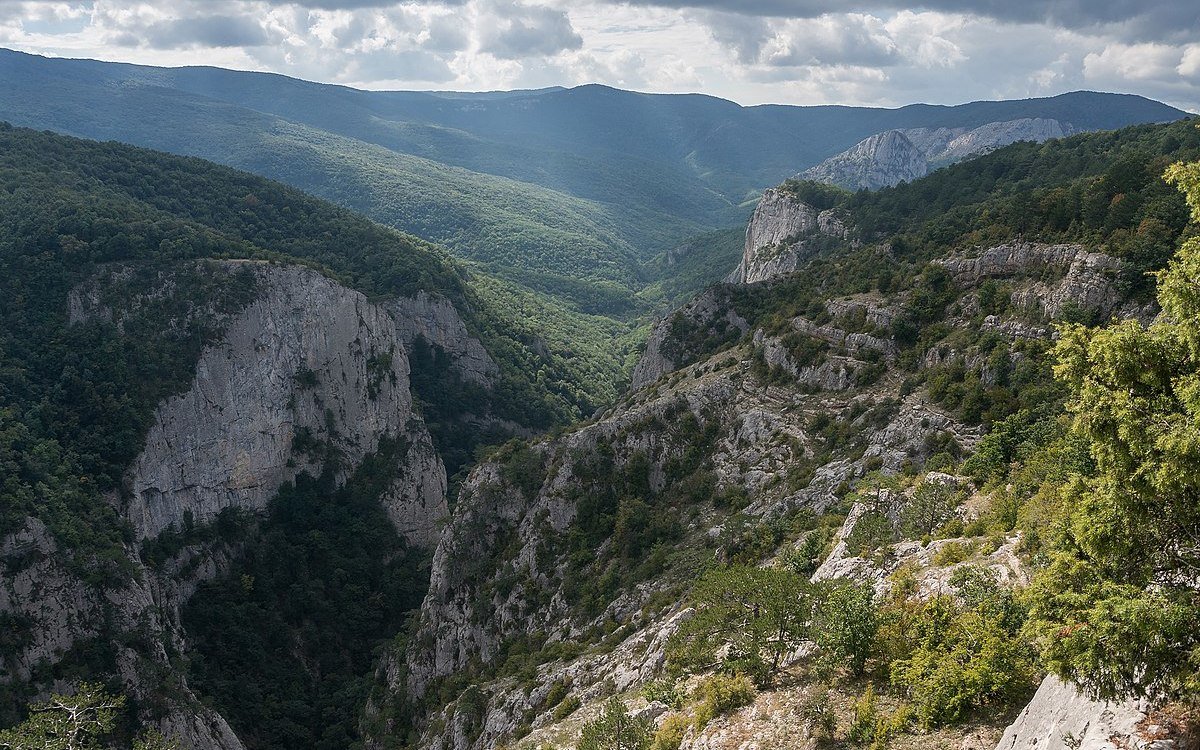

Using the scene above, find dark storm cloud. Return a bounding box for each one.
[144,15,273,49]
[614,0,1200,38]
[479,1,583,59]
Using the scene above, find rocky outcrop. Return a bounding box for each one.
[631,287,749,390]
[387,325,981,748]
[123,263,447,546]
[811,503,1026,598]
[994,676,1155,750]
[727,188,848,285]
[0,516,248,750]
[631,316,677,390]
[936,118,1075,165]
[802,130,929,191]
[6,261,456,749]
[803,118,1077,190]
[790,317,896,358]
[939,241,1122,319]
[824,294,899,329]
[754,331,857,391]
[0,518,105,682]
[389,291,498,386]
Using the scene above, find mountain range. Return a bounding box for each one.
[0,47,1188,320]
[2,47,1200,750]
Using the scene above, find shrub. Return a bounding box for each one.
[640,679,685,710]
[847,685,878,743]
[650,714,689,750]
[932,541,972,566]
[577,698,652,750]
[889,593,1035,727]
[552,695,582,722]
[691,674,755,729]
[812,581,879,677]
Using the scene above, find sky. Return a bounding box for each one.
[1,0,1198,111]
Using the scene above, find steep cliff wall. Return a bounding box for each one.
[390,291,498,386]
[5,261,455,748]
[111,262,445,543]
[727,188,849,285]
[802,130,929,191]
[803,118,1078,190]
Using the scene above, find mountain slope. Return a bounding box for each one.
[0,123,645,748]
[804,118,1083,190]
[0,49,1188,319]
[372,117,1200,750]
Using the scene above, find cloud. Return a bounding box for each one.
[1084,42,1192,83]
[143,15,272,49]
[609,0,1200,39]
[348,47,456,81]
[478,0,583,60]
[760,14,900,68]
[0,0,1196,112]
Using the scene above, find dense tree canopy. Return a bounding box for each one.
[1026,152,1200,701]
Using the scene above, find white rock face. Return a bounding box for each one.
[729,188,849,285]
[938,118,1074,164]
[389,291,498,385]
[994,676,1150,750]
[5,261,461,750]
[803,130,929,191]
[939,241,1122,319]
[123,263,447,546]
[803,118,1078,190]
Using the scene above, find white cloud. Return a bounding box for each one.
[0,0,1195,110]
[1084,42,1184,82]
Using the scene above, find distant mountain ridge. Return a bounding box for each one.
[0,48,1188,318]
[803,117,1081,190]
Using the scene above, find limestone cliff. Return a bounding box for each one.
[938,241,1122,319]
[803,118,1078,191]
[5,261,456,749]
[802,130,929,191]
[936,118,1075,165]
[109,263,446,545]
[390,291,498,386]
[728,188,849,285]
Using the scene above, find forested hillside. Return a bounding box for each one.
[0,121,626,584]
[0,123,624,748]
[0,49,1187,322]
[368,117,1200,750]
[1,78,1199,750]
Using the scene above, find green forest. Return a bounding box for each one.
[2,89,1200,750]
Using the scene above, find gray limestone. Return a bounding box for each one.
[994,676,1152,750]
